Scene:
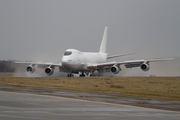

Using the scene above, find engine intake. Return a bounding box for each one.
[26,65,35,73]
[45,67,54,75]
[110,65,121,74]
[141,63,150,71]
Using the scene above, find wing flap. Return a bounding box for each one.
[124,63,142,68]
[87,62,117,69]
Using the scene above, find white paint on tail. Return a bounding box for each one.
[99,26,108,53]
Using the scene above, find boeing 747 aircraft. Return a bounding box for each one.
[16,27,174,77]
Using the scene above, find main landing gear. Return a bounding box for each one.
[79,73,85,77]
[67,73,74,77]
[67,72,95,77]
[79,72,94,77]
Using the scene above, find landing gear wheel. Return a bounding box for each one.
[79,74,85,77]
[67,73,73,77]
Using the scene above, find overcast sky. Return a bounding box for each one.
[0,0,179,76]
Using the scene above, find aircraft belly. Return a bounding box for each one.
[62,63,89,72]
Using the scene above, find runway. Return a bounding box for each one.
[0,91,179,120]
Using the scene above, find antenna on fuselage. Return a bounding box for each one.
[99,26,108,53]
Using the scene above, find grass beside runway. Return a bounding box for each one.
[0,74,179,101]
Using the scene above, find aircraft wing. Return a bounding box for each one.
[107,53,135,59]
[15,62,67,72]
[87,58,174,69]
[15,62,62,67]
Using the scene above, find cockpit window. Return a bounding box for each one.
[64,51,72,56]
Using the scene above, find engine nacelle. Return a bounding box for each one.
[45,67,54,75]
[26,65,35,73]
[110,65,121,74]
[141,63,150,71]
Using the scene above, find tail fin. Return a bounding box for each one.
[99,26,108,53]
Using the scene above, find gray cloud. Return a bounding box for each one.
[0,0,179,76]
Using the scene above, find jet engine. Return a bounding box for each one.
[45,66,54,75]
[26,65,35,73]
[110,65,121,74]
[141,63,150,71]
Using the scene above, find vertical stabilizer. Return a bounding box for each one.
[99,26,108,53]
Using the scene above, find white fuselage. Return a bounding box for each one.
[61,49,107,73]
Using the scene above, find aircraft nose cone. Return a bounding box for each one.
[62,57,68,64]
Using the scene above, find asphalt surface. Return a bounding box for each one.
[0,84,180,111]
[0,91,180,120]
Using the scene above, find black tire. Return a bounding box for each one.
[67,74,73,77]
[79,74,85,77]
